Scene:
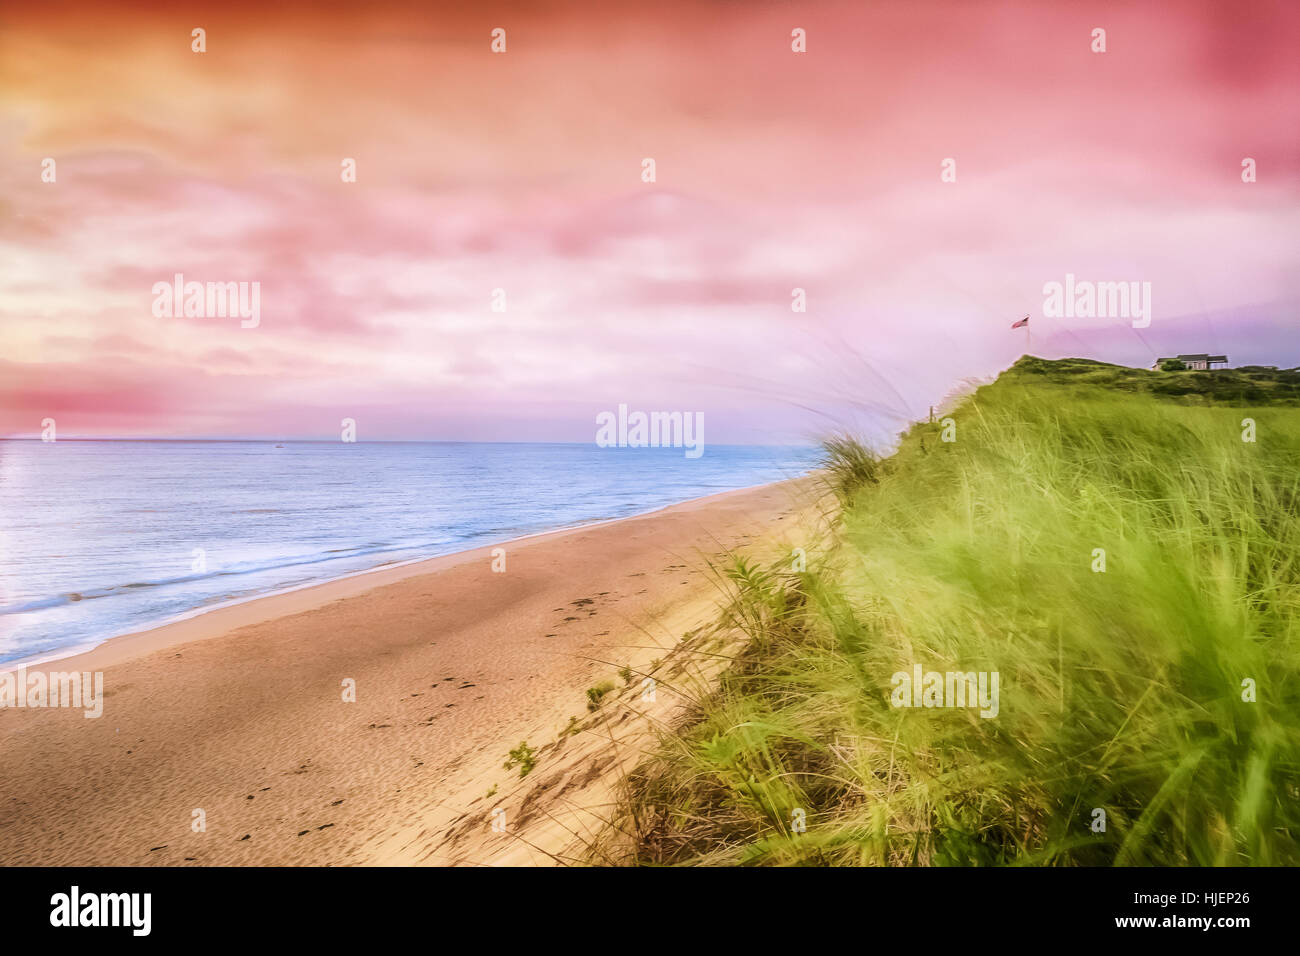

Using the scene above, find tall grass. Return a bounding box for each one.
[605,360,1300,865]
[819,435,882,507]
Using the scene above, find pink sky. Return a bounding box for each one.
[2,0,1297,443]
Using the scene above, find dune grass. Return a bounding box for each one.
[605,357,1300,866]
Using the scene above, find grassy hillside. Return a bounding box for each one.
[1012,355,1300,403]
[604,357,1300,866]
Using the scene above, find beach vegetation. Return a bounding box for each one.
[601,357,1300,865]
[504,741,538,778]
[586,680,616,711]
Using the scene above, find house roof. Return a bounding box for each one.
[1155,354,1228,363]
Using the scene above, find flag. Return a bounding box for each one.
[1011,315,1030,329]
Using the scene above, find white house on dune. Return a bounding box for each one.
[1152,353,1228,371]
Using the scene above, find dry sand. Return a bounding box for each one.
[0,477,819,866]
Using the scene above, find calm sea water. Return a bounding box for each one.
[0,441,817,665]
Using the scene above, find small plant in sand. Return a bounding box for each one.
[619,665,634,685]
[586,680,616,711]
[503,741,537,778]
[484,783,498,798]
[563,715,581,736]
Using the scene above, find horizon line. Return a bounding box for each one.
[0,437,822,447]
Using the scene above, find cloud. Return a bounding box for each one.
[1,0,1297,439]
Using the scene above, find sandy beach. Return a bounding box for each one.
[0,476,817,866]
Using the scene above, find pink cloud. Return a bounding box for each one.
[1,0,1297,441]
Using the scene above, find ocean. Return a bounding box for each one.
[0,440,818,666]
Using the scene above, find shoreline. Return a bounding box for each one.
[0,473,817,865]
[5,474,813,674]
